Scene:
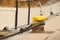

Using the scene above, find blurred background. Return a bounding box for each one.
[0,0,60,8]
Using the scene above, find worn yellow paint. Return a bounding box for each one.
[32,16,48,22]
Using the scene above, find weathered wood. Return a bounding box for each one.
[0,0,48,7]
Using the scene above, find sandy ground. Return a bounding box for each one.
[0,1,60,40]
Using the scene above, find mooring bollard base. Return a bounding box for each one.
[31,26,44,33]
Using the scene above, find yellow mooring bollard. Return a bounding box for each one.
[31,16,48,33]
